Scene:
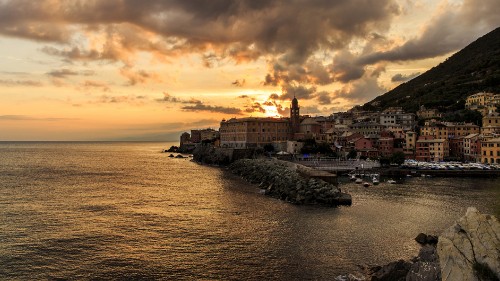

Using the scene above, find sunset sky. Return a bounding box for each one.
[0,0,499,141]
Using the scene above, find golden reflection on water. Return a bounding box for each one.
[0,142,498,280]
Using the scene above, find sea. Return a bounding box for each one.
[0,142,499,280]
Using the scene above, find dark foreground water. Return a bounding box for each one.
[0,142,499,280]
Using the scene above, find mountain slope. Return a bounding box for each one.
[365,27,500,113]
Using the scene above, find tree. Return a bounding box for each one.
[390,152,406,165]
[347,149,357,159]
[263,143,275,152]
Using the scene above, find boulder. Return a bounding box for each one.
[406,245,441,281]
[415,233,428,245]
[437,207,500,281]
[370,259,412,281]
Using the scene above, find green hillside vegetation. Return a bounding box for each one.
[365,27,500,113]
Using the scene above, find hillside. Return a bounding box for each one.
[365,27,500,113]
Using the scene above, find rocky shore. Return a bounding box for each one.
[229,158,351,206]
[337,207,499,281]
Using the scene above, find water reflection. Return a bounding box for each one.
[0,142,498,280]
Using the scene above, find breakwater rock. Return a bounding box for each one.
[438,207,500,281]
[229,158,351,206]
[338,208,499,281]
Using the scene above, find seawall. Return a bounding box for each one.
[229,158,351,206]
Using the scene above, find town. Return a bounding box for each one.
[177,92,500,166]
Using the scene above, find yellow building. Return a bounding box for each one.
[466,92,499,115]
[466,92,498,107]
[421,121,479,139]
[481,137,500,164]
[420,122,449,139]
[219,117,290,148]
[482,113,500,135]
[404,131,417,157]
[446,122,480,138]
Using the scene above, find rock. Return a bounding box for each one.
[426,235,438,245]
[406,261,441,281]
[228,159,347,206]
[168,154,175,157]
[406,245,441,281]
[415,233,438,245]
[437,207,500,281]
[370,259,412,281]
[415,233,428,244]
[417,245,438,263]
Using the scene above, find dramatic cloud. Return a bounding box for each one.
[358,0,500,64]
[156,92,202,104]
[391,72,420,82]
[0,0,401,92]
[316,91,333,105]
[181,103,243,115]
[120,67,162,86]
[335,73,387,102]
[244,102,266,114]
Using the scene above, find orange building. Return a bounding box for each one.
[219,117,290,148]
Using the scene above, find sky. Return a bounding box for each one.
[0,0,499,141]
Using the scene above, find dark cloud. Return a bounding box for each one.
[335,72,387,102]
[81,80,110,92]
[182,103,243,115]
[231,79,246,87]
[0,79,43,87]
[244,102,266,114]
[280,84,317,100]
[120,67,162,86]
[156,92,202,104]
[316,91,332,105]
[46,69,79,78]
[0,0,400,86]
[358,0,500,64]
[391,72,420,82]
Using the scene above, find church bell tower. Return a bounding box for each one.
[290,96,300,136]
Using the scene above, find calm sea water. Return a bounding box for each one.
[0,142,499,280]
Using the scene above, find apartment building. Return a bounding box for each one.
[481,138,500,164]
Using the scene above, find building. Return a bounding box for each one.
[449,137,464,160]
[290,96,300,136]
[416,137,449,162]
[180,132,191,146]
[348,122,386,138]
[420,121,449,139]
[482,113,500,135]
[446,123,480,138]
[379,108,416,131]
[463,133,481,162]
[417,105,442,119]
[219,117,290,148]
[481,137,500,164]
[287,140,304,154]
[404,131,417,158]
[466,92,499,107]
